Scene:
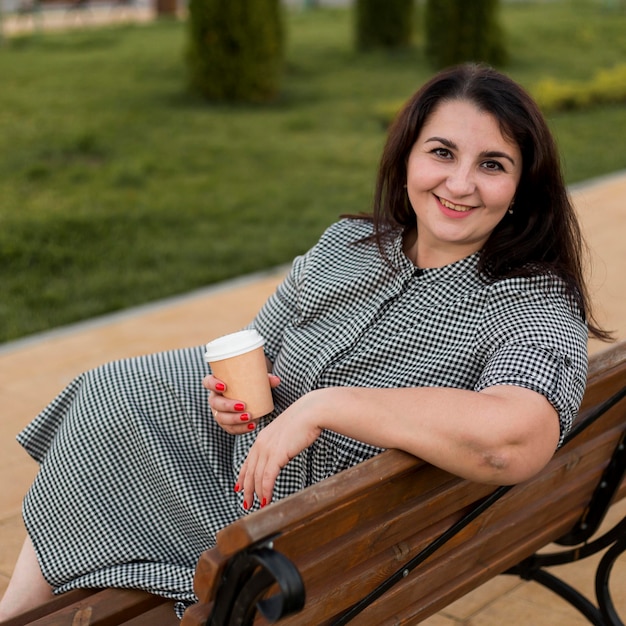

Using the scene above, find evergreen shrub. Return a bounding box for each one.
[425,0,508,69]
[355,0,414,50]
[532,64,626,112]
[186,0,284,102]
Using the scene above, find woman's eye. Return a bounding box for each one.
[431,147,452,159]
[482,160,505,171]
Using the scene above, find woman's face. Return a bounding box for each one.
[406,99,522,268]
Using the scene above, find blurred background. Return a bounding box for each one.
[1,0,625,344]
[1,5,625,621]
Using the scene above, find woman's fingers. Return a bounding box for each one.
[268,374,281,389]
[204,373,279,434]
[238,447,277,510]
[202,374,230,396]
[214,408,257,435]
[213,404,257,435]
[204,374,259,435]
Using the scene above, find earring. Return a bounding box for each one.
[508,199,515,215]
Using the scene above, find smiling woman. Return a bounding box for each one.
[404,100,522,268]
[0,64,613,622]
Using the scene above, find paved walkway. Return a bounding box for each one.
[1,171,625,622]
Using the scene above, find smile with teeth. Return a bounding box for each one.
[438,196,475,212]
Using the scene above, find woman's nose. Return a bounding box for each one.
[446,165,476,197]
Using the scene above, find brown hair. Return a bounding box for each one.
[366,63,610,341]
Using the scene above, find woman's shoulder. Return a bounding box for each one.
[481,271,585,326]
[485,271,572,300]
[318,217,376,243]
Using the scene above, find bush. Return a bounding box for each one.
[532,64,626,112]
[355,0,414,51]
[425,0,507,69]
[186,0,284,102]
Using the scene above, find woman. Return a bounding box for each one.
[0,64,608,621]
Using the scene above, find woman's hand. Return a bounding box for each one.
[203,373,280,435]
[236,395,323,509]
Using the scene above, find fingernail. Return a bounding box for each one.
[239,413,250,422]
[243,500,249,510]
[261,498,267,508]
[215,382,225,391]
[234,483,240,493]
[247,423,255,430]
[234,403,245,411]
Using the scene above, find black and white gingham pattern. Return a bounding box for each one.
[18,347,237,615]
[17,218,588,616]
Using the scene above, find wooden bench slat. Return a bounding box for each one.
[118,600,178,625]
[19,589,170,626]
[286,482,625,624]
[0,590,94,626]
[216,451,426,556]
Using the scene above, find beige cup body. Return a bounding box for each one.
[208,346,274,417]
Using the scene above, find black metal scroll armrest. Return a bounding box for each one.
[208,544,305,626]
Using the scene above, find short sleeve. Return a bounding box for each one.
[476,342,586,446]
[474,277,588,446]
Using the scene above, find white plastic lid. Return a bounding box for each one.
[204,329,265,362]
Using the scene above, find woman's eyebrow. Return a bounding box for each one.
[480,150,517,166]
[425,136,456,149]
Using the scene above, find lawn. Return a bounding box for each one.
[1,0,625,342]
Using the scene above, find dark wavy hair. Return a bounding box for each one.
[367,63,610,341]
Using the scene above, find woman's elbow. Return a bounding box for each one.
[471,388,561,485]
[472,427,560,485]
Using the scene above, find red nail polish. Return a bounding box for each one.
[234,483,240,493]
[243,500,249,510]
[239,413,250,422]
[234,403,245,411]
[215,382,225,391]
[261,498,267,508]
[247,423,255,430]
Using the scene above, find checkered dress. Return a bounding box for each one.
[17,218,588,615]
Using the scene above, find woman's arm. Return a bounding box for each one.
[236,384,560,509]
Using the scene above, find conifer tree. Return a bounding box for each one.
[425,0,508,69]
[186,0,284,102]
[355,0,414,51]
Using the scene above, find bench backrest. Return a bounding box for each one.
[184,341,626,625]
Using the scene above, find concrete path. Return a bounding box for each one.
[1,171,625,622]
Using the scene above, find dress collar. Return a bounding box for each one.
[387,229,481,283]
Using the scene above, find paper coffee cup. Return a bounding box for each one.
[204,329,274,417]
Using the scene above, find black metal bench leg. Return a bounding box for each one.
[526,567,606,625]
[596,530,626,626]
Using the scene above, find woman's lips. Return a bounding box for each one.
[437,196,476,213]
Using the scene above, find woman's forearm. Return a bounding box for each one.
[297,384,560,485]
[237,383,560,509]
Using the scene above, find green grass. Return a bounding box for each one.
[1,1,626,342]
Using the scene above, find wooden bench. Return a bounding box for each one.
[5,341,625,625]
[183,339,626,626]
